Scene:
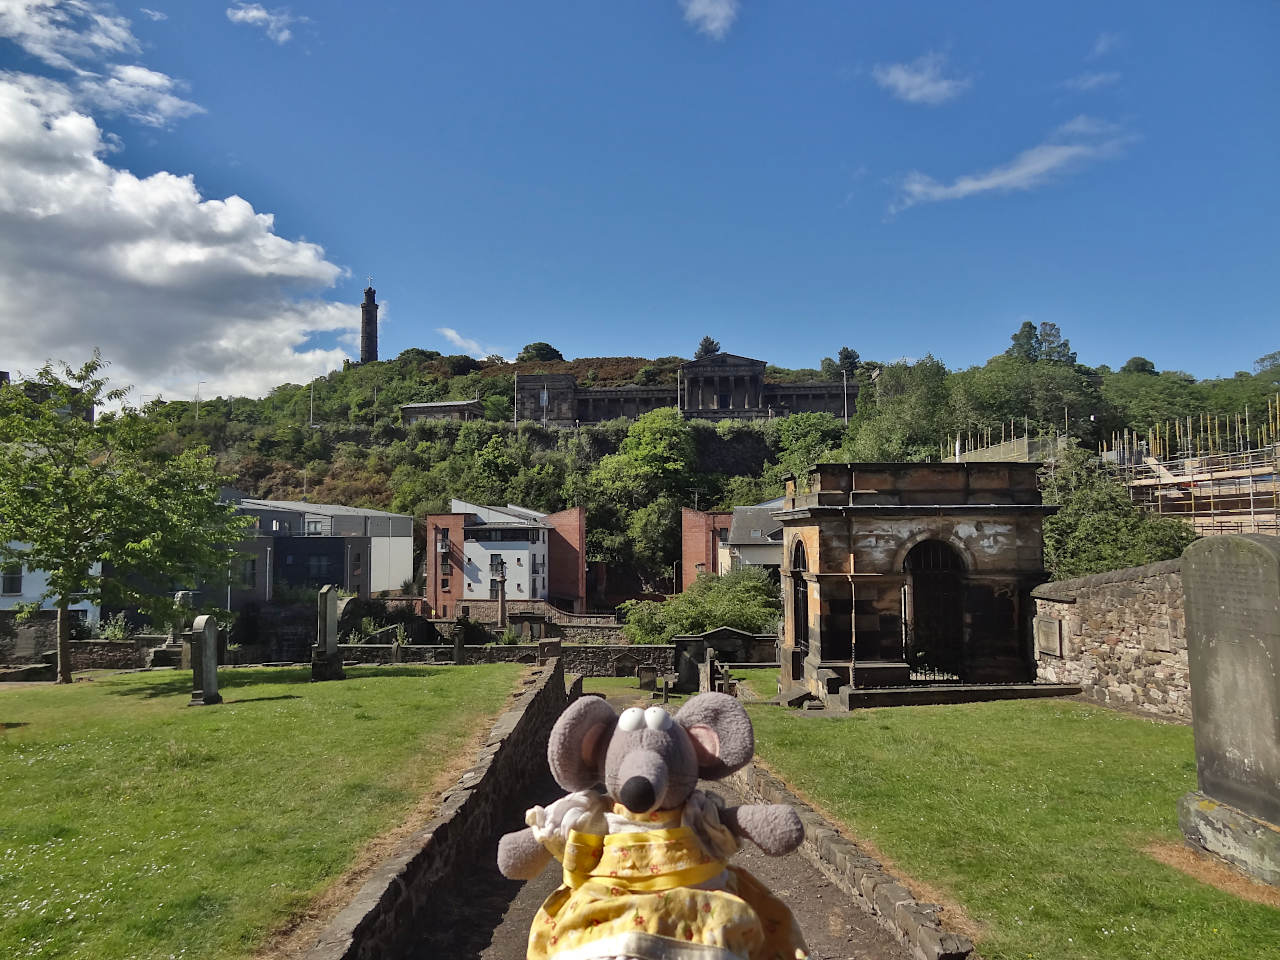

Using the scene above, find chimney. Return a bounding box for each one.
[360,287,379,363]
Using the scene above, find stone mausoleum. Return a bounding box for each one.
[776,462,1055,709]
[515,352,853,425]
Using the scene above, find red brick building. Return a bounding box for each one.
[680,507,732,591]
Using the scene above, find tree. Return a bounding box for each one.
[695,336,721,359]
[1005,321,1041,362]
[1036,322,1077,365]
[621,566,780,644]
[0,354,251,682]
[837,347,861,376]
[1120,356,1157,375]
[1253,350,1280,374]
[1039,445,1198,579]
[515,342,564,363]
[819,357,840,380]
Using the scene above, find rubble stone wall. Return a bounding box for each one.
[1031,559,1189,721]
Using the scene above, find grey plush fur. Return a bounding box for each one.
[497,692,803,880]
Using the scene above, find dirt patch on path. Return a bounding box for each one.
[1145,842,1280,909]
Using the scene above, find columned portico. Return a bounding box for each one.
[679,353,767,418]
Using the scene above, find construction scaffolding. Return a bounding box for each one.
[1112,444,1280,536]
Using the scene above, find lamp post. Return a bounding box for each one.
[195,381,206,422]
[495,556,508,629]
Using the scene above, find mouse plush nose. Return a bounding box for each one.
[620,776,655,814]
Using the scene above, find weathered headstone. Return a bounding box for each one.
[537,638,562,666]
[311,585,345,681]
[1178,534,1280,886]
[637,664,658,691]
[453,621,466,665]
[611,651,639,677]
[188,614,222,706]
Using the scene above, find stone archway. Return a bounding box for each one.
[791,540,809,654]
[903,539,966,679]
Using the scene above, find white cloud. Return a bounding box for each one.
[872,52,971,106]
[138,7,166,21]
[1089,31,1120,59]
[1063,71,1121,92]
[679,0,739,41]
[0,0,138,70]
[890,115,1133,214]
[76,64,202,126]
[0,72,355,401]
[436,327,504,360]
[225,3,298,45]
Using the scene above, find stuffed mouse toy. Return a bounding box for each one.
[497,692,809,960]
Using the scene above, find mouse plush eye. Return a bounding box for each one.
[644,706,673,731]
[618,707,645,732]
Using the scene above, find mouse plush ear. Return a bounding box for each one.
[674,692,754,780]
[548,696,617,791]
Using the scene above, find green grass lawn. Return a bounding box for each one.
[0,664,521,960]
[729,667,778,700]
[749,699,1280,960]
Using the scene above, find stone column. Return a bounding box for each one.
[188,614,222,706]
[311,584,345,681]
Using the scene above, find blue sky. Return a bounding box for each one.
[0,1,1276,400]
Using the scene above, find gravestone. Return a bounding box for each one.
[637,664,658,690]
[311,585,345,681]
[188,615,222,706]
[611,652,639,677]
[537,639,562,666]
[1178,534,1280,886]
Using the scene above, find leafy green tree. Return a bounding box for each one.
[1036,322,1077,364]
[695,336,721,359]
[1120,356,1157,375]
[820,357,840,380]
[0,355,251,682]
[516,342,565,362]
[1253,350,1280,374]
[1005,321,1041,362]
[621,567,781,644]
[837,347,861,376]
[1039,446,1198,579]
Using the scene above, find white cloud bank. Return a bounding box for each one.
[0,72,355,401]
[436,327,505,360]
[872,52,970,105]
[225,3,298,45]
[139,8,166,22]
[679,0,738,41]
[890,115,1133,214]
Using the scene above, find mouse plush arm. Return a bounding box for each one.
[721,803,804,856]
[497,826,553,880]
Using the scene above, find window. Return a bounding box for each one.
[440,558,451,574]
[306,519,322,535]
[717,529,729,543]
[490,555,505,572]
[441,578,450,591]
[352,552,362,574]
[489,579,500,599]
[2,564,21,595]
[238,557,256,588]
[307,555,330,579]
[750,529,762,538]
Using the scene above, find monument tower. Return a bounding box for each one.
[360,285,379,363]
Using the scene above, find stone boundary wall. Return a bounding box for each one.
[1031,558,1189,721]
[307,658,582,960]
[334,643,676,677]
[69,640,154,671]
[448,598,619,627]
[728,763,973,960]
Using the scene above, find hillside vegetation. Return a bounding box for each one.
[142,327,1278,586]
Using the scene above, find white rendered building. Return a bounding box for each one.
[450,500,551,602]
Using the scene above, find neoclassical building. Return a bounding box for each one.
[775,462,1054,708]
[514,353,853,425]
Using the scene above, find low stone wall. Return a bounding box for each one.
[1031,558,1189,721]
[333,643,676,676]
[68,639,154,671]
[306,658,580,960]
[729,763,972,960]
[454,598,619,627]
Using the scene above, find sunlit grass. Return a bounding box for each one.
[749,699,1280,960]
[0,664,520,960]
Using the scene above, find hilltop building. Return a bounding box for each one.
[513,352,853,426]
[423,500,587,617]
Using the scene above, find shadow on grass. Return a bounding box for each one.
[105,664,448,699]
[223,694,302,705]
[2,721,30,729]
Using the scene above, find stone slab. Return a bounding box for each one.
[1183,534,1280,826]
[1178,791,1280,887]
[1034,616,1062,657]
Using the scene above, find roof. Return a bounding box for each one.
[680,353,766,369]
[449,499,551,527]
[237,498,409,520]
[727,500,785,544]
[401,399,483,409]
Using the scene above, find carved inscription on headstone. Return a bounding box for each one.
[1033,617,1062,658]
[1183,535,1280,826]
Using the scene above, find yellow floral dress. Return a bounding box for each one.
[524,791,808,960]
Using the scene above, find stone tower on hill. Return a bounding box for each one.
[360,286,379,363]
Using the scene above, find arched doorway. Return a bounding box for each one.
[903,540,965,679]
[791,541,808,654]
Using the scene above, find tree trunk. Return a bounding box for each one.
[56,601,73,684]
